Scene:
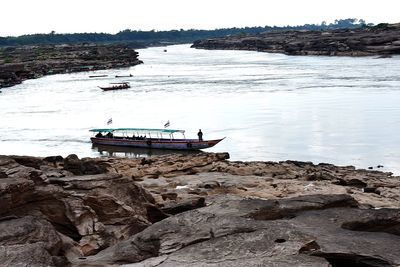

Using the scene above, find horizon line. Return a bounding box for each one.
[1,18,389,38]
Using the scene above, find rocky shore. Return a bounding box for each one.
[191,23,400,57]
[1,152,400,266]
[0,44,143,88]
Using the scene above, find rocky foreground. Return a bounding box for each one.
[0,44,143,88]
[192,23,400,57]
[1,153,400,266]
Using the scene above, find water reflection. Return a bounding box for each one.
[92,144,203,158]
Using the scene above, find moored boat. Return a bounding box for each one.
[89,74,108,78]
[115,74,133,78]
[89,128,224,150]
[98,82,130,91]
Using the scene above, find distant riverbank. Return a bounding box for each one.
[192,23,400,56]
[0,44,142,88]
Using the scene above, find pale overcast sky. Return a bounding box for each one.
[1,0,399,36]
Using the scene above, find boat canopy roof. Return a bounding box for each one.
[89,128,185,134]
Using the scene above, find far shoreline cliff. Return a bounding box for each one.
[0,44,143,88]
[191,23,400,57]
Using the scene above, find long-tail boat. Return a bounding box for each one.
[89,128,224,150]
[89,74,108,78]
[98,82,130,91]
[115,74,133,78]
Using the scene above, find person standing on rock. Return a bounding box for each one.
[197,129,203,141]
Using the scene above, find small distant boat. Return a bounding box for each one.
[163,49,167,52]
[89,128,224,150]
[89,74,108,78]
[115,74,133,78]
[98,82,130,91]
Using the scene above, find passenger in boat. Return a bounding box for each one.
[197,129,203,141]
[106,132,113,138]
[95,132,103,138]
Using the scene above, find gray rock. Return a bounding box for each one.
[80,194,400,266]
[0,243,57,267]
[0,216,62,253]
[0,216,66,267]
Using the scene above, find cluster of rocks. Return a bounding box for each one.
[1,152,400,266]
[0,44,143,88]
[192,23,400,57]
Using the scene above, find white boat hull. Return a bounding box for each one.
[90,137,223,150]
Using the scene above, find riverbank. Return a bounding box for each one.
[1,152,399,266]
[192,23,400,56]
[0,43,143,88]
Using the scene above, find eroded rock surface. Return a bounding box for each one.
[79,194,400,267]
[0,155,159,266]
[1,152,400,266]
[106,155,400,209]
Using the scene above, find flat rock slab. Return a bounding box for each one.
[79,194,400,266]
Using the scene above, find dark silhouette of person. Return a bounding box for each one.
[197,129,203,141]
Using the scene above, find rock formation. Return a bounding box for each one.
[0,44,143,88]
[191,23,400,57]
[1,152,400,266]
[0,154,159,266]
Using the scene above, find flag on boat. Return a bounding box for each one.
[164,120,170,128]
[107,118,113,125]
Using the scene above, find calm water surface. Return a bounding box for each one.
[1,44,399,173]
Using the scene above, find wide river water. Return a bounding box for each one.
[1,44,399,173]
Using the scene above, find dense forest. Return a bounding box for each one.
[0,19,373,47]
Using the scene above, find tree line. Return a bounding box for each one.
[0,19,373,47]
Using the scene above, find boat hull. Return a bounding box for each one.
[90,137,223,150]
[98,86,129,91]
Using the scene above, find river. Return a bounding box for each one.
[1,44,399,173]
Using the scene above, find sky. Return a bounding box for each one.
[1,0,399,37]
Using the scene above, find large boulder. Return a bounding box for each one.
[0,155,162,259]
[63,154,109,175]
